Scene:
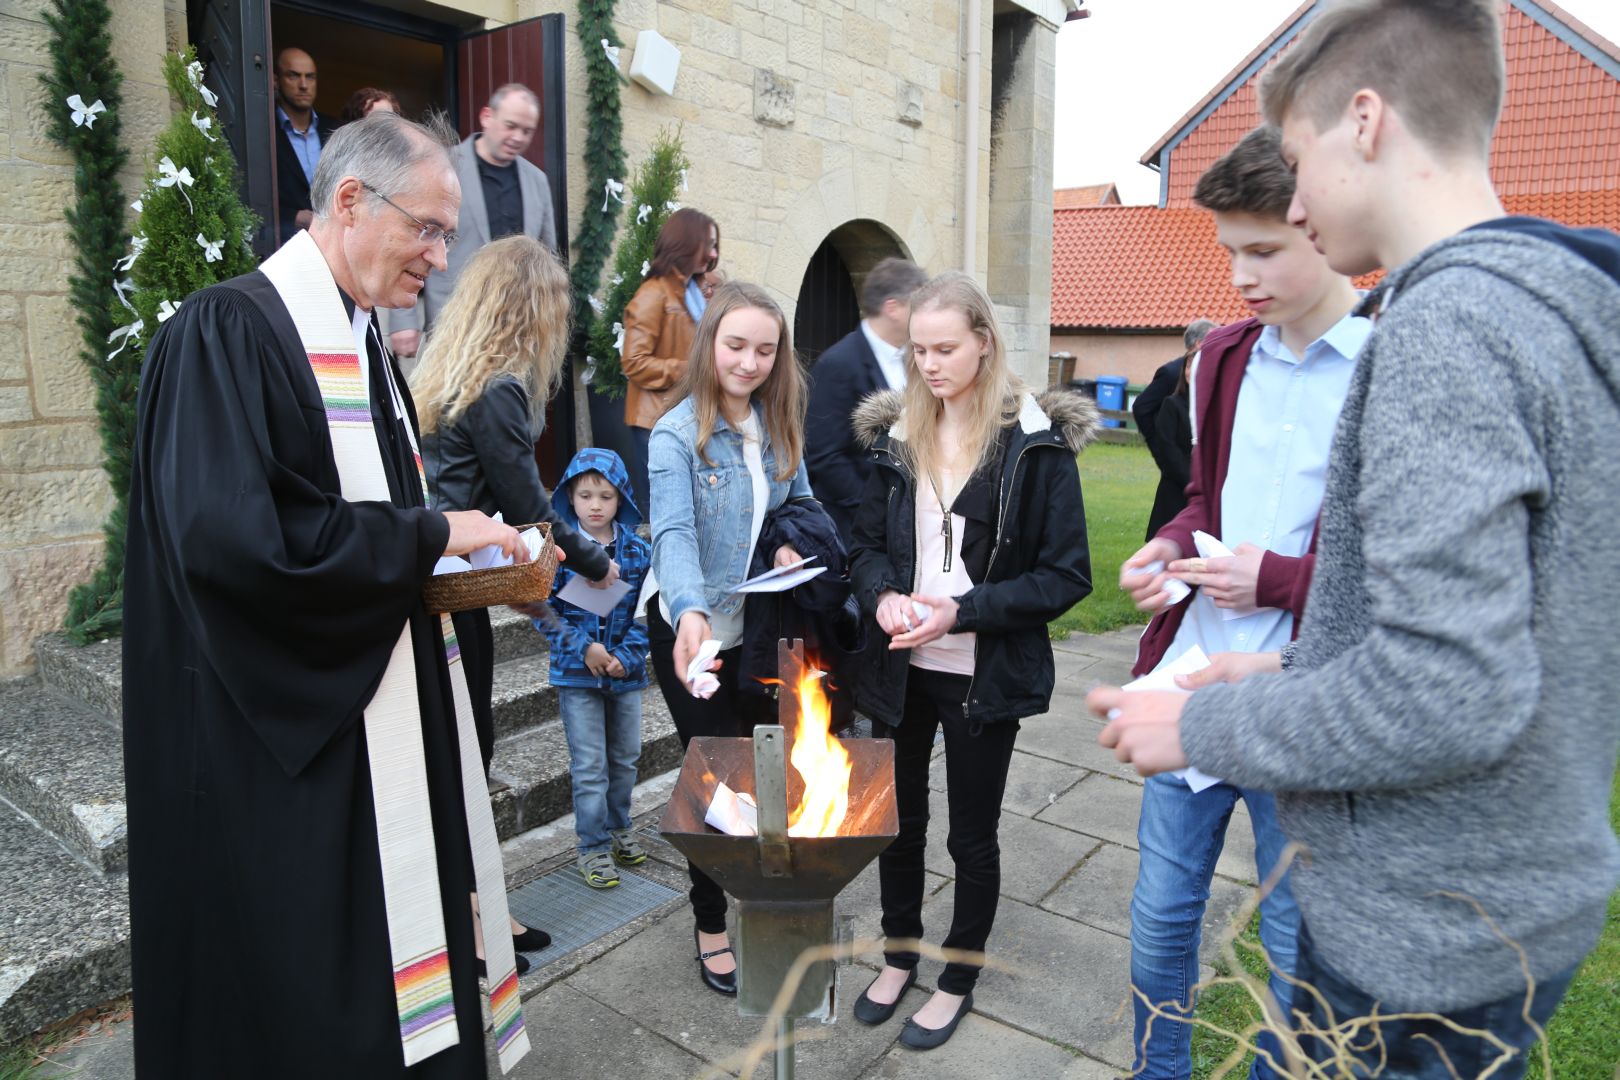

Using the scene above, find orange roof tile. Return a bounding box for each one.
[1152,2,1620,207]
[1055,183,1121,208]
[1052,191,1620,330]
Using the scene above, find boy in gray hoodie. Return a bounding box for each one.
[1089,2,1620,1076]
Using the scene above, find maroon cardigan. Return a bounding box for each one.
[1131,318,1319,676]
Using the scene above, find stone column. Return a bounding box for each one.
[986,9,1057,390]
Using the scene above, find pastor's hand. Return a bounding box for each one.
[442,510,528,563]
[1089,686,1190,777]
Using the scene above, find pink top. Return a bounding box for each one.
[911,471,976,676]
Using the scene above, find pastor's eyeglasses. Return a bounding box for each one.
[361,182,459,249]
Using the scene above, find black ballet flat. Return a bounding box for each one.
[476,952,531,981]
[899,991,973,1050]
[513,926,552,952]
[852,967,918,1025]
[694,926,738,996]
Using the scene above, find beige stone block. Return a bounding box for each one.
[0,164,75,224]
[690,13,740,58]
[26,294,95,418]
[0,250,70,293]
[0,385,31,422]
[0,294,23,381]
[0,468,111,547]
[839,11,890,68]
[672,0,733,18]
[0,422,101,470]
[118,81,173,186]
[0,0,51,20]
[0,538,103,676]
[657,5,691,41]
[0,12,50,63]
[7,64,71,166]
[738,28,786,70]
[109,0,172,80]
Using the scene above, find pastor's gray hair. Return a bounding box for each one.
[310,112,454,220]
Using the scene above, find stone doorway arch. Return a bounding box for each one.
[793,219,911,366]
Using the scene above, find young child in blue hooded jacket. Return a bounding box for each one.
[534,447,652,888]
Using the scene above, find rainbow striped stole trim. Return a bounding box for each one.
[307,352,369,424]
[490,970,524,1056]
[395,948,456,1040]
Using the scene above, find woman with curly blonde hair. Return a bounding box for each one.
[414,237,621,969]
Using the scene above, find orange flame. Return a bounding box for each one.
[786,667,852,837]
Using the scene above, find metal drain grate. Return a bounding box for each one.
[507,864,681,971]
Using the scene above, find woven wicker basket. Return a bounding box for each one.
[422,523,558,613]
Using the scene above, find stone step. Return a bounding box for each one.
[0,800,130,1044]
[489,604,548,664]
[488,690,684,841]
[491,652,560,741]
[0,681,127,873]
[35,635,122,724]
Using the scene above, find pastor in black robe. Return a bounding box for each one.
[123,270,488,1078]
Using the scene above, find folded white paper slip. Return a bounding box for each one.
[557,574,632,617]
[1192,531,1245,622]
[1122,644,1224,794]
[1125,560,1191,606]
[433,555,473,576]
[685,638,722,698]
[705,781,759,836]
[729,556,827,595]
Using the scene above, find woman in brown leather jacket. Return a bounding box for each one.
[622,207,720,504]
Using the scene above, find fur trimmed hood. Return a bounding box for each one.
[852,387,1101,455]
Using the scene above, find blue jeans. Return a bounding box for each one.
[1130,774,1301,1080]
[557,687,642,854]
[1293,922,1575,1079]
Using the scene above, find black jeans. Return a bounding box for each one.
[1292,921,1575,1080]
[876,672,1019,994]
[648,598,771,934]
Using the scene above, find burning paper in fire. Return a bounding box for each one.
[704,781,759,836]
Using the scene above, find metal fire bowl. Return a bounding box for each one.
[659,735,897,899]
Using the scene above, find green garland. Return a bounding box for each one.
[570,0,627,378]
[584,130,688,398]
[39,0,128,643]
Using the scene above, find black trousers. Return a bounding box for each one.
[877,672,1019,994]
[647,598,772,933]
[450,606,496,774]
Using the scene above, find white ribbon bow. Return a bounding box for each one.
[112,276,136,313]
[196,233,223,263]
[191,111,217,142]
[185,58,220,107]
[665,201,681,213]
[680,168,689,193]
[636,203,651,225]
[67,94,106,128]
[587,294,605,315]
[156,299,181,323]
[601,178,626,211]
[130,197,143,213]
[601,39,621,68]
[583,356,599,383]
[107,319,143,360]
[156,156,195,212]
[612,321,625,356]
[114,233,148,272]
[640,260,650,279]
[611,273,623,287]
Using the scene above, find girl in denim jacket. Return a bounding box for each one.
[646,281,811,996]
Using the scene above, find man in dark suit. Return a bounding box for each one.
[273,47,338,245]
[805,257,928,542]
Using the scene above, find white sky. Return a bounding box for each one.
[1053,0,1620,205]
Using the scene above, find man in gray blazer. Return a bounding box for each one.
[389,83,557,359]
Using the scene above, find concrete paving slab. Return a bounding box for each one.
[1053,628,1143,666]
[924,894,1137,1069]
[1036,774,1142,849]
[920,792,1100,906]
[928,748,1090,822]
[1041,841,1138,939]
[839,858,949,967]
[564,907,902,1078]
[1014,712,1147,784]
[855,1011,1084,1079]
[486,982,709,1078]
[1061,1051,1128,1078]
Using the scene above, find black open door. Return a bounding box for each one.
[457,13,574,479]
[190,0,278,257]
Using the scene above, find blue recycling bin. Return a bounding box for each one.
[1096,375,1128,428]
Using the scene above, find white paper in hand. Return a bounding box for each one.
[1126,560,1191,606]
[685,638,722,698]
[1192,531,1247,621]
[557,574,631,617]
[729,556,827,595]
[1123,645,1224,794]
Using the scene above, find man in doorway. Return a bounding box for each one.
[804,256,928,542]
[390,83,558,360]
[273,46,337,242]
[123,112,533,1076]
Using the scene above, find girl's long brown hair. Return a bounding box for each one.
[410,235,571,436]
[898,271,1026,494]
[648,207,719,279]
[676,280,804,481]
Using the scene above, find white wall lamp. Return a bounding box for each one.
[629,29,682,96]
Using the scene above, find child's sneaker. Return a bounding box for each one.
[611,828,648,866]
[578,851,620,889]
